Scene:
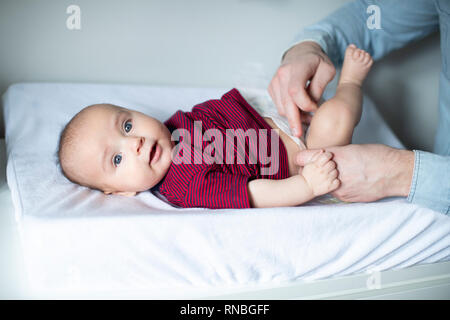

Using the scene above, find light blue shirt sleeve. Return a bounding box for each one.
[409,150,450,214]
[290,0,439,65]
[288,0,450,214]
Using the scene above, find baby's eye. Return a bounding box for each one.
[124,120,132,133]
[113,154,122,166]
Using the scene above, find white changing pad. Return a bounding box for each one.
[2,82,449,296]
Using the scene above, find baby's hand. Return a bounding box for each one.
[301,150,340,197]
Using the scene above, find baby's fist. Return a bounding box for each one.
[301,150,340,197]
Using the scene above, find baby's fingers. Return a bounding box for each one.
[330,178,340,191]
[316,151,333,166]
[323,160,336,173]
[329,168,338,180]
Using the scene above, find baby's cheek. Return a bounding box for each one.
[137,169,155,188]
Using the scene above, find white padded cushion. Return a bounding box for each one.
[2,82,448,296]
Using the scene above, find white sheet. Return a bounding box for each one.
[2,82,449,295]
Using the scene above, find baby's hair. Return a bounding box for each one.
[57,105,109,191]
[57,109,87,187]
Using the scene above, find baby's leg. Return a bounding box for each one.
[306,44,373,149]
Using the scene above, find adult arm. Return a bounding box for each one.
[296,145,450,215]
[271,0,439,137]
[288,0,439,68]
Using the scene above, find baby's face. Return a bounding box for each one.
[73,104,174,196]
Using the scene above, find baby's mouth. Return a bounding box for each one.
[149,142,160,165]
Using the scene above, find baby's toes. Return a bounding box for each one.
[362,52,373,65]
[358,49,369,62]
[352,49,362,60]
[366,54,374,67]
[345,44,358,60]
[361,52,369,63]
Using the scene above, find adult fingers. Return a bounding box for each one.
[277,64,316,136]
[288,75,318,114]
[275,66,304,136]
[268,76,285,116]
[308,60,336,103]
[284,96,303,137]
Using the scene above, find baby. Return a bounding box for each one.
[58,44,372,208]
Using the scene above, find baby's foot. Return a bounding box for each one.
[339,44,373,87]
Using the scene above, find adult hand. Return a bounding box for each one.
[268,41,336,137]
[295,144,415,202]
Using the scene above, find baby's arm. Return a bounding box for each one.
[248,150,339,208]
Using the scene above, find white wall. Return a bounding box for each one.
[0,0,441,151]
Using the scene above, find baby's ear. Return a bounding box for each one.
[112,191,137,197]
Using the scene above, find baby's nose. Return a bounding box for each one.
[135,137,145,154]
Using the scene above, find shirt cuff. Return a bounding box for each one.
[407,150,450,214]
[281,29,332,62]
